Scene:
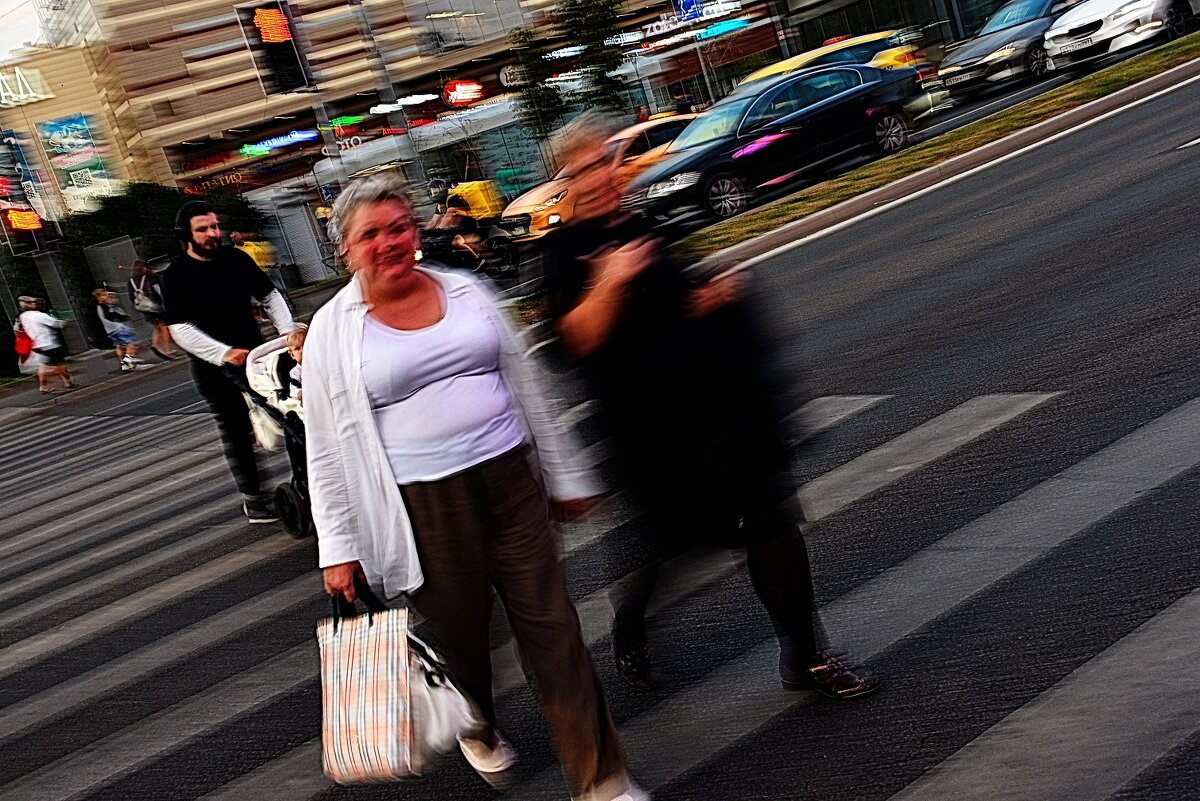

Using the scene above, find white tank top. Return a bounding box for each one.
[361,291,525,483]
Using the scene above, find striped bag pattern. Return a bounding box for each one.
[317,594,482,785]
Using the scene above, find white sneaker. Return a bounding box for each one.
[609,789,650,801]
[125,355,144,364]
[458,731,517,788]
[120,362,133,372]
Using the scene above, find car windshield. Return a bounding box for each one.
[978,0,1050,34]
[667,99,753,152]
[552,140,620,180]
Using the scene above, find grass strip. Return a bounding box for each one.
[675,31,1200,261]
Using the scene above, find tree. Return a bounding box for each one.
[509,27,569,142]
[553,0,628,114]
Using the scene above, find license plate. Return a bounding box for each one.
[944,71,982,86]
[1059,37,1093,53]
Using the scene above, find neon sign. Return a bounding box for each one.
[253,7,294,43]
[0,177,9,197]
[239,129,318,157]
[442,80,486,108]
[5,208,42,231]
[696,18,750,40]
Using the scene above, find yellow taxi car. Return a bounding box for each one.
[739,31,930,86]
[498,114,696,241]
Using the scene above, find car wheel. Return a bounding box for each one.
[1164,0,1194,38]
[275,483,313,539]
[1025,44,1049,79]
[704,173,748,219]
[874,113,910,154]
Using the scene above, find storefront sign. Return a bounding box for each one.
[239,128,318,157]
[442,80,486,108]
[252,6,294,43]
[180,153,233,173]
[0,67,52,107]
[4,208,42,231]
[498,65,527,88]
[642,0,742,36]
[35,114,111,201]
[696,18,750,40]
[320,135,366,155]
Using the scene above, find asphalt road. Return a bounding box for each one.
[1,70,1198,800]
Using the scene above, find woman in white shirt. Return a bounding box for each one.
[305,174,643,801]
[16,296,75,393]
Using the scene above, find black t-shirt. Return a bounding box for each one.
[541,215,793,543]
[161,247,274,351]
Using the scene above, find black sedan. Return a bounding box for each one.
[936,0,1077,95]
[623,65,929,223]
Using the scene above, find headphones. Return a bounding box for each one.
[174,200,215,242]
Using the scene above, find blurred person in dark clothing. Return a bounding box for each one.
[161,201,296,525]
[538,113,879,699]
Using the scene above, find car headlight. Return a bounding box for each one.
[645,172,701,199]
[983,41,1024,61]
[533,189,567,212]
[1117,0,1154,13]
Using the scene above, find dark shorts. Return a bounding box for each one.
[35,347,67,365]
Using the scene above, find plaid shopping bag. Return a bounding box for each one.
[316,585,480,784]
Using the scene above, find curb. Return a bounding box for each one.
[699,53,1200,268]
[0,357,194,424]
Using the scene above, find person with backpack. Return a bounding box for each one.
[126,261,180,359]
[15,296,75,393]
[93,289,144,372]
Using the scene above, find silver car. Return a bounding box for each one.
[1044,0,1197,68]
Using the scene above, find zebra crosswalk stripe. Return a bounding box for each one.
[885,587,1200,801]
[505,396,1200,797]
[192,392,1055,800]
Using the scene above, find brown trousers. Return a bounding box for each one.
[400,446,630,798]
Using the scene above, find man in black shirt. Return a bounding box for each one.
[161,201,296,524]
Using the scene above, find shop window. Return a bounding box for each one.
[843,0,878,34]
[868,0,907,30]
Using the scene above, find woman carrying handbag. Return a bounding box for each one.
[304,173,644,801]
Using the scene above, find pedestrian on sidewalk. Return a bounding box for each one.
[16,296,75,394]
[125,260,180,359]
[93,289,143,372]
[306,174,644,801]
[538,114,879,699]
[160,201,296,525]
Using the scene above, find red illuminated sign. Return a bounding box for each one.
[5,209,42,231]
[442,80,486,108]
[253,7,294,43]
[0,177,10,197]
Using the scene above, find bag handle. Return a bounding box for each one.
[331,577,388,629]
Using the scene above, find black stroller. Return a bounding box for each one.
[235,336,314,538]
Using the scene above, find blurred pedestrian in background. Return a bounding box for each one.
[305,174,644,801]
[92,288,143,372]
[15,296,74,393]
[126,260,180,359]
[162,201,296,525]
[539,114,879,699]
[423,194,482,271]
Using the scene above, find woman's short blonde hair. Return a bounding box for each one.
[551,111,621,165]
[327,172,415,252]
[287,323,308,350]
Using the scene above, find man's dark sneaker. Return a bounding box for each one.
[782,648,880,699]
[613,628,655,691]
[243,497,281,524]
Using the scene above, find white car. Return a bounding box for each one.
[1043,0,1196,68]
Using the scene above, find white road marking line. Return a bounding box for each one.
[0,535,304,682]
[99,380,198,415]
[729,70,1200,274]
[0,520,247,629]
[1178,135,1200,149]
[198,391,1043,800]
[0,453,231,559]
[169,400,209,413]
[0,576,320,743]
[507,396,1200,797]
[0,643,319,801]
[801,393,1061,520]
[886,588,1200,801]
